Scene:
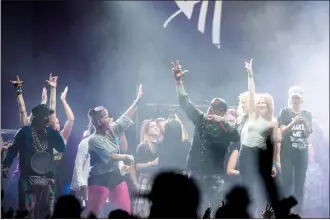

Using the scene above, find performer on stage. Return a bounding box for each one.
[171,60,240,214]
[134,119,162,218]
[85,85,143,217]
[158,117,191,172]
[2,104,65,218]
[278,86,312,214]
[238,59,278,217]
[70,122,94,205]
[2,76,47,212]
[46,74,75,198]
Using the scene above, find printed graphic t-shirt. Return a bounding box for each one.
[278,107,313,151]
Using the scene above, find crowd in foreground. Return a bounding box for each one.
[0,59,328,218]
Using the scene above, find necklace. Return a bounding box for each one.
[31,128,48,152]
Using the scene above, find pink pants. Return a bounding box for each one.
[85,181,131,217]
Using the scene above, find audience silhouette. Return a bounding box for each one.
[108,209,131,219]
[145,171,200,219]
[52,195,82,219]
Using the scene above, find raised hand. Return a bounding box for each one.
[10,75,23,87]
[245,59,253,75]
[202,207,212,219]
[206,114,225,123]
[262,204,274,219]
[42,87,48,104]
[136,84,143,101]
[172,60,188,81]
[46,73,58,88]
[60,86,68,101]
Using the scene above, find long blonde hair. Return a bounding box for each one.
[139,119,152,145]
[237,91,249,116]
[257,93,275,121]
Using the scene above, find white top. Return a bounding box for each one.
[240,122,249,150]
[71,137,91,190]
[243,116,272,149]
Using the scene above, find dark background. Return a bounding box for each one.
[1,0,328,186]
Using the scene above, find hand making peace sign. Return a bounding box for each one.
[245,59,253,75]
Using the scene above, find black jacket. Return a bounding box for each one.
[179,95,240,175]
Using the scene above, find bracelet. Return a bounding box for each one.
[248,73,253,78]
[272,161,276,167]
[16,87,23,95]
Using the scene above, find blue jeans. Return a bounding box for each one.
[3,172,20,211]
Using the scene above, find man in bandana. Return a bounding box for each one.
[171,60,240,215]
[2,104,65,218]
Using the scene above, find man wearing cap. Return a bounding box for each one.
[278,86,312,214]
[171,60,240,214]
[2,104,65,218]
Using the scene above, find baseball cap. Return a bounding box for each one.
[288,86,303,99]
[210,97,228,112]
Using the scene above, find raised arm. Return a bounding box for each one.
[60,86,74,141]
[245,59,256,114]
[111,85,143,136]
[172,60,203,124]
[10,76,28,126]
[47,73,58,114]
[173,114,190,140]
[41,87,48,105]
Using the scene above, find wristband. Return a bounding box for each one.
[248,73,253,78]
[272,161,276,167]
[16,87,23,95]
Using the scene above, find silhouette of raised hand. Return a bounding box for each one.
[262,204,274,219]
[202,207,212,219]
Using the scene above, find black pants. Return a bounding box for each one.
[281,148,308,214]
[18,176,55,218]
[54,160,65,199]
[238,146,266,218]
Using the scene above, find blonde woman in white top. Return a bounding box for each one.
[238,59,278,217]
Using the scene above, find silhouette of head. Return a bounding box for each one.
[53,195,82,219]
[108,209,131,219]
[216,186,251,219]
[145,172,200,219]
